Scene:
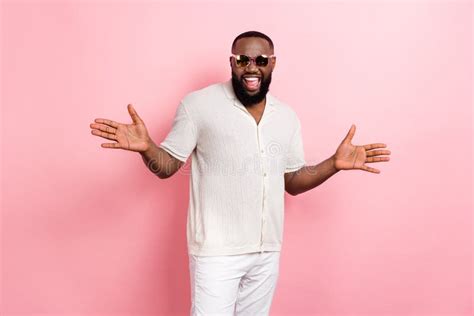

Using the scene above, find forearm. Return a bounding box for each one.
[286,154,340,195]
[140,140,182,179]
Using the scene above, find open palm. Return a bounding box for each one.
[334,124,391,173]
[90,104,151,152]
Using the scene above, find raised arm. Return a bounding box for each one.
[90,103,184,179]
[139,139,184,179]
[284,155,339,196]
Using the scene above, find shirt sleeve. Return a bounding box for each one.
[285,116,306,173]
[159,101,197,163]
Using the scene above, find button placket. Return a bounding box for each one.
[257,126,267,253]
[237,98,271,254]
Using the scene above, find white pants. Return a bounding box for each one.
[188,251,281,316]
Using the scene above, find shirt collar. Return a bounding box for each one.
[223,79,276,107]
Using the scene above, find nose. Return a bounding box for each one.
[246,60,258,71]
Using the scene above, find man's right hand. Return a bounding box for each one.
[90,104,151,152]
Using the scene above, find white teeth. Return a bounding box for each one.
[244,77,259,81]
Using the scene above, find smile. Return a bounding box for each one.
[242,76,261,91]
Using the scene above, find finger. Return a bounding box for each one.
[128,104,143,124]
[366,149,391,157]
[343,124,356,143]
[101,142,122,149]
[94,118,119,128]
[361,165,381,173]
[91,129,118,141]
[366,156,390,163]
[90,123,117,134]
[363,143,387,150]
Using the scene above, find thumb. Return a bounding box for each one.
[343,124,356,143]
[127,103,143,124]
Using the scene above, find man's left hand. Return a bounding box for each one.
[333,124,391,174]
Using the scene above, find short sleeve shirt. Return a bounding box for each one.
[159,79,305,256]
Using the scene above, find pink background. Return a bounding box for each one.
[1,1,472,315]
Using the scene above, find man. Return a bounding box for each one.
[89,31,391,315]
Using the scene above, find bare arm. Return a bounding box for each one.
[284,155,339,196]
[90,103,185,179]
[140,140,184,179]
[284,124,391,196]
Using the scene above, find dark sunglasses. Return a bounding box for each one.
[231,54,275,67]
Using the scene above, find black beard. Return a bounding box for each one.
[231,71,272,107]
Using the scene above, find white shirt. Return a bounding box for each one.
[159,79,306,256]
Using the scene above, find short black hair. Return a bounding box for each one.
[231,31,274,52]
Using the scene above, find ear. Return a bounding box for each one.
[271,57,276,71]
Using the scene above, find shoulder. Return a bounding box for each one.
[176,81,228,124]
[181,81,226,106]
[268,93,301,125]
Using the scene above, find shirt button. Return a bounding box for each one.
[261,150,264,153]
[263,173,267,177]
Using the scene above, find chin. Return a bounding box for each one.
[245,89,260,95]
